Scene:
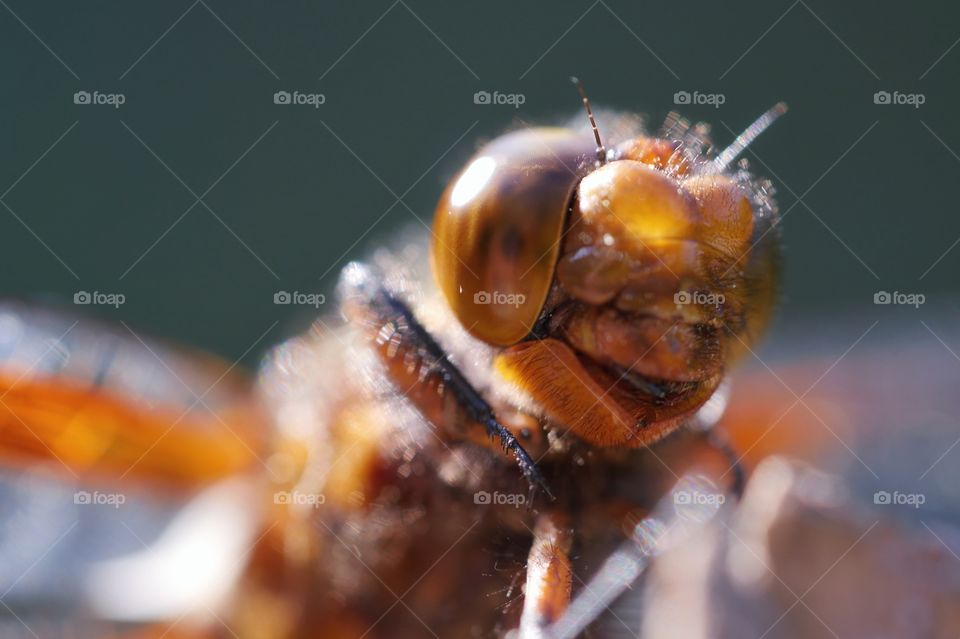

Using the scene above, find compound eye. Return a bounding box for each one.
[431,129,592,346]
[576,160,699,244]
[682,175,754,254]
[557,161,700,305]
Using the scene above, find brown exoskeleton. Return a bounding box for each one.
[235,83,786,637]
[0,82,785,638]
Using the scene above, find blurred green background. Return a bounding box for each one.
[1,1,956,366]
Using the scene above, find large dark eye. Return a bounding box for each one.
[431,128,594,346]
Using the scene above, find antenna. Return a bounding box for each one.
[713,102,788,172]
[571,76,606,165]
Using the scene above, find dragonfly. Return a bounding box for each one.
[5,82,946,639]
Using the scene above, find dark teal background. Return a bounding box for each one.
[1,1,956,365]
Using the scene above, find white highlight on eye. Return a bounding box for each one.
[450,156,496,207]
